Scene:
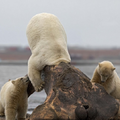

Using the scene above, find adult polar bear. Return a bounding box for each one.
[26,13,71,92]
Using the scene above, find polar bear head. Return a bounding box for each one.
[12,75,29,89]
[98,61,115,83]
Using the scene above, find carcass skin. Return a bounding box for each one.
[28,62,119,120]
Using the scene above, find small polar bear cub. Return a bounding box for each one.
[26,13,71,92]
[0,75,29,120]
[91,61,120,99]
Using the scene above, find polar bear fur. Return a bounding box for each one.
[91,61,120,99]
[26,13,71,92]
[0,75,29,120]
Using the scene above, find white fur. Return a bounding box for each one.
[26,13,71,91]
[91,61,120,99]
[0,77,29,120]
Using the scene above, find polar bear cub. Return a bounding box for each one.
[91,61,120,99]
[0,75,29,120]
[26,13,71,92]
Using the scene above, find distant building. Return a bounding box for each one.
[0,46,120,61]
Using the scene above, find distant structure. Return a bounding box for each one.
[0,46,31,61]
[0,46,120,61]
[68,47,120,61]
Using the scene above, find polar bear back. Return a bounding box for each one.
[0,81,13,106]
[26,13,71,66]
[26,13,67,51]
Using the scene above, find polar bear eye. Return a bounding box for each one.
[103,75,108,77]
[20,78,23,80]
[101,74,107,77]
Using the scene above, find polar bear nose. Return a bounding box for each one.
[24,74,29,80]
[101,81,105,83]
[101,76,107,83]
[26,79,30,83]
[24,74,29,78]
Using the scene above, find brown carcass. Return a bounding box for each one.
[28,62,119,120]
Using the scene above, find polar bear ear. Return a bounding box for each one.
[99,63,101,67]
[112,67,116,71]
[12,80,16,85]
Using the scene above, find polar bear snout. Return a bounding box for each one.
[101,78,107,83]
[24,78,29,84]
[101,80,105,83]
[100,75,109,83]
[23,78,30,85]
[23,75,30,83]
[13,76,30,86]
[25,79,29,83]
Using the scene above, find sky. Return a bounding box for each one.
[0,0,120,48]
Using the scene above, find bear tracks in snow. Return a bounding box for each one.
[28,62,119,120]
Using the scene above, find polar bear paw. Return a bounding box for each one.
[34,81,45,92]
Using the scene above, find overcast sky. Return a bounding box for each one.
[0,0,120,48]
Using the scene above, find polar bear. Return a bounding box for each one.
[0,75,29,120]
[26,13,71,92]
[91,61,120,99]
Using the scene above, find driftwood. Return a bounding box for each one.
[28,62,119,120]
[0,62,119,120]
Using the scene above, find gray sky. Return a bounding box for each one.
[0,0,120,48]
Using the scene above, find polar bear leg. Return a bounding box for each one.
[28,68,45,92]
[5,108,16,120]
[0,101,4,116]
[17,104,27,120]
[28,59,45,92]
